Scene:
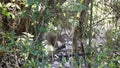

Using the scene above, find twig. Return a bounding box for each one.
[93,10,112,26]
[14,47,20,68]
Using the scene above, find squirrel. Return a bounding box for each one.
[45,32,69,47]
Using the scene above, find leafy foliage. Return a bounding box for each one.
[0,0,120,68]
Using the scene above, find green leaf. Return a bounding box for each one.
[27,0,35,6]
[5,3,12,7]
[0,22,2,28]
[22,32,34,38]
[62,57,67,64]
[11,0,15,2]
[36,0,41,3]
[39,27,47,32]
[79,0,84,4]
[81,4,87,10]
[15,4,21,10]
[0,2,3,8]
[2,8,11,17]
[10,13,15,19]
[2,8,7,13]
[73,4,87,11]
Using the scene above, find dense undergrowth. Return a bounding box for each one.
[0,0,120,68]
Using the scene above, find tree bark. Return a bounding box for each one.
[73,0,90,67]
